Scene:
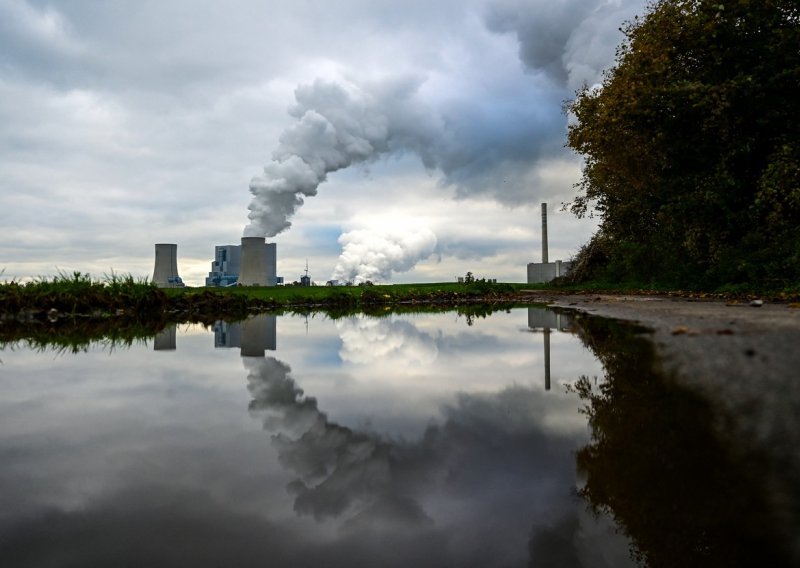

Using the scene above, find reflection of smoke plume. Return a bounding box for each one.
[331,228,437,284]
[245,356,413,521]
[244,355,588,546]
[335,315,438,365]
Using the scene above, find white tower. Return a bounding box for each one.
[239,237,268,286]
[152,243,183,287]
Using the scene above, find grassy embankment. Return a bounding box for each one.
[0,273,539,348]
[3,272,796,349]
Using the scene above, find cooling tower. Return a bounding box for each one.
[239,236,268,286]
[153,325,177,351]
[239,313,277,357]
[152,243,183,288]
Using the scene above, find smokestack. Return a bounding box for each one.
[152,243,183,288]
[541,203,548,264]
[239,236,267,286]
[543,327,551,391]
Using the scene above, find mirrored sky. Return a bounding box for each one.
[0,308,634,567]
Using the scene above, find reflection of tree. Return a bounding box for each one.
[571,316,791,567]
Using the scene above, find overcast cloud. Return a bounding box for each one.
[0,0,646,284]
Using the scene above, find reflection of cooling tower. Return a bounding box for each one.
[239,237,267,286]
[240,314,277,357]
[152,243,182,287]
[153,325,177,351]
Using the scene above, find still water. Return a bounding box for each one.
[0,308,637,567]
[1,308,796,566]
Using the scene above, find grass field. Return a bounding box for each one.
[0,274,538,320]
[165,280,530,305]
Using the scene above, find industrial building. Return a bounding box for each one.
[206,245,241,287]
[527,203,573,284]
[152,243,185,288]
[206,238,277,287]
[214,314,277,355]
[528,308,574,391]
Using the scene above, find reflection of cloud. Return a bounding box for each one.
[336,316,438,366]
[244,354,627,565]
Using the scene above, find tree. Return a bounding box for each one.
[567,0,800,288]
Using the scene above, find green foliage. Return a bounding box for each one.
[0,272,165,316]
[567,0,800,289]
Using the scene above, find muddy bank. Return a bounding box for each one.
[526,292,800,387]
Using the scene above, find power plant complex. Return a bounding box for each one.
[152,202,565,287]
[527,203,573,284]
[151,238,278,288]
[206,237,277,287]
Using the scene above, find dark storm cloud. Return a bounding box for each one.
[485,0,647,89]
[0,484,454,568]
[485,0,597,84]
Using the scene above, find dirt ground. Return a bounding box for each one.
[524,292,800,388]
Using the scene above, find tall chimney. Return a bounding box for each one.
[239,236,267,286]
[541,203,549,264]
[152,243,182,287]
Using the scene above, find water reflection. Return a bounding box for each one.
[0,308,656,567]
[335,316,439,366]
[214,314,277,355]
[152,325,176,351]
[570,315,799,566]
[238,310,630,566]
[528,308,574,391]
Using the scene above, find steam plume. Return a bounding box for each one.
[243,1,644,237]
[243,78,437,237]
[331,228,437,284]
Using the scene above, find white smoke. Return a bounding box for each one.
[331,228,437,284]
[244,78,438,237]
[243,1,647,238]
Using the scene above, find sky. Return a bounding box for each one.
[0,0,647,285]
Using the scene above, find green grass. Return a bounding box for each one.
[0,276,539,348]
[0,275,538,323]
[164,281,530,308]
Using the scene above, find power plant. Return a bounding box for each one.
[155,202,566,287]
[151,237,278,288]
[527,203,573,284]
[206,238,277,287]
[152,243,185,287]
[238,237,277,286]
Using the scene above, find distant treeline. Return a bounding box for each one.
[566,0,799,291]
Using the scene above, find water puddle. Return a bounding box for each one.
[0,307,796,566]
